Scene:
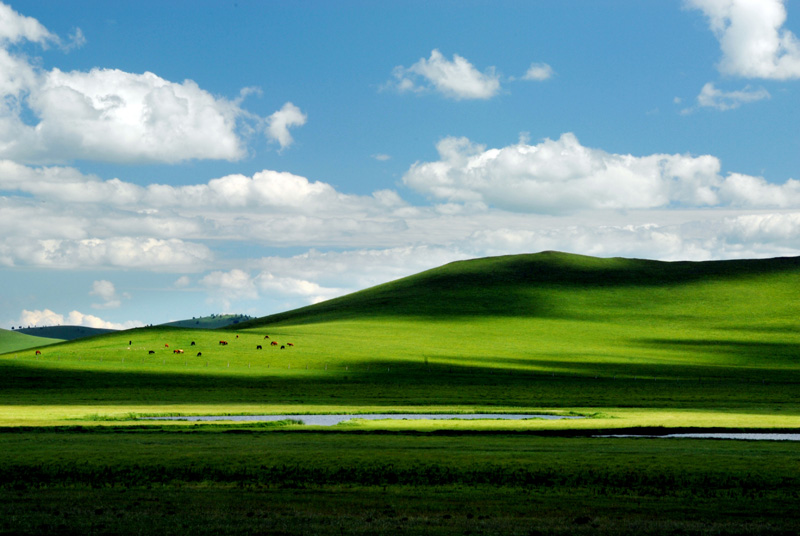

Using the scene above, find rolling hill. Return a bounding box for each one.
[160,313,255,329]
[236,250,800,327]
[3,251,800,414]
[15,325,115,341]
[0,328,62,353]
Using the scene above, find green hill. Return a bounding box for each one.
[161,314,255,329]
[0,328,62,353]
[237,251,800,327]
[3,251,800,414]
[15,326,115,341]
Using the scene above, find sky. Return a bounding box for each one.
[2,0,800,330]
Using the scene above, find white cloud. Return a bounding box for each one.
[403,133,726,213]
[389,49,501,100]
[17,308,142,330]
[522,62,554,81]
[90,279,122,309]
[696,82,770,110]
[687,0,800,79]
[266,101,307,151]
[0,2,57,45]
[0,4,285,164]
[1,236,212,271]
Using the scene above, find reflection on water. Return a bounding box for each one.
[597,433,800,441]
[144,413,581,425]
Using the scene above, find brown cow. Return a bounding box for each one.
[264,335,270,339]
[219,340,228,346]
[173,349,184,354]
[287,343,294,347]
[270,341,278,346]
[35,350,41,356]
[165,343,169,348]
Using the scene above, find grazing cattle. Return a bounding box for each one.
[196,352,202,357]
[236,335,239,339]
[129,340,132,345]
[173,349,184,354]
[35,350,41,356]
[219,340,228,346]
[165,343,169,348]
[256,345,262,350]
[148,350,155,355]
[287,343,294,347]
[190,341,196,346]
[264,335,270,339]
[280,345,285,350]
[271,341,278,346]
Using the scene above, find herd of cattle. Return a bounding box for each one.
[32,334,295,357]
[145,335,294,357]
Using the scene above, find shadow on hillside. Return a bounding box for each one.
[2,350,799,409]
[635,338,800,365]
[240,254,800,326]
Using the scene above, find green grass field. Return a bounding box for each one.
[0,328,61,354]
[2,252,800,534]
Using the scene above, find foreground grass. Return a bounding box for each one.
[1,429,798,535]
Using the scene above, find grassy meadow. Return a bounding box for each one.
[2,252,800,534]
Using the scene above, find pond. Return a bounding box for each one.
[144,413,581,426]
[597,433,800,441]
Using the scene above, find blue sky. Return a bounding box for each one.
[1,0,800,329]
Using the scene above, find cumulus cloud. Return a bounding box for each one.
[522,62,554,81]
[89,279,127,309]
[17,308,142,330]
[1,236,212,270]
[0,3,286,164]
[695,82,770,110]
[403,133,800,215]
[266,102,307,151]
[687,0,800,79]
[388,49,501,100]
[403,133,728,213]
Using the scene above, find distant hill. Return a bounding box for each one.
[234,250,800,328]
[14,326,116,341]
[160,314,255,329]
[0,328,63,353]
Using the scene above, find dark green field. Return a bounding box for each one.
[2,252,800,534]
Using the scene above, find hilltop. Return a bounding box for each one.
[14,325,114,341]
[160,313,254,329]
[236,250,800,327]
[0,328,62,354]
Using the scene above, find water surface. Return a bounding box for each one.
[598,433,800,441]
[146,413,580,426]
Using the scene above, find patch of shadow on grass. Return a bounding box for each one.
[635,338,800,366]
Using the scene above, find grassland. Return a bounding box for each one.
[2,252,800,534]
[0,328,61,354]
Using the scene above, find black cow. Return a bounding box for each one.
[256,345,262,350]
[197,352,202,357]
[191,341,196,346]
[148,350,155,355]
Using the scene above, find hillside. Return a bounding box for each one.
[237,250,800,327]
[0,328,62,353]
[160,314,254,329]
[15,325,115,341]
[4,251,800,413]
